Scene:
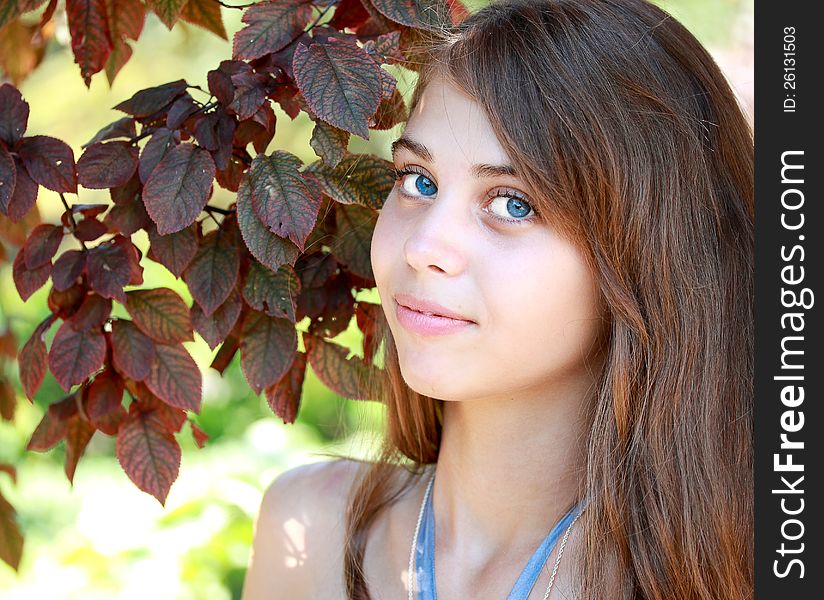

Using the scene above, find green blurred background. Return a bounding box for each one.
[0,1,753,598]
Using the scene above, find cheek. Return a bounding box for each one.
[370,203,401,292]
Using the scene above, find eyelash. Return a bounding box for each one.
[391,165,539,226]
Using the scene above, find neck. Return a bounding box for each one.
[431,372,594,570]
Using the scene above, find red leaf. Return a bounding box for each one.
[190,421,208,448]
[0,379,15,422]
[84,116,136,148]
[26,400,72,451]
[144,342,202,413]
[330,203,377,280]
[248,151,321,252]
[0,491,24,571]
[85,368,125,423]
[355,300,382,364]
[263,349,306,424]
[48,284,86,320]
[232,0,314,61]
[124,287,194,344]
[236,175,300,272]
[116,408,181,505]
[19,318,53,401]
[17,135,77,193]
[73,217,109,242]
[85,238,132,302]
[146,222,198,277]
[143,143,216,235]
[227,72,268,121]
[165,95,199,130]
[66,0,114,86]
[0,144,16,216]
[191,286,242,350]
[77,141,139,189]
[145,0,188,30]
[67,293,112,331]
[0,83,29,147]
[127,380,187,431]
[111,318,156,381]
[114,79,187,118]
[64,414,95,483]
[105,0,146,42]
[304,153,393,210]
[303,332,375,400]
[139,128,178,183]
[182,228,240,317]
[368,0,453,29]
[23,224,63,269]
[241,261,300,323]
[293,38,382,140]
[5,158,38,223]
[48,320,106,392]
[103,190,153,235]
[12,245,51,301]
[52,249,87,291]
[180,0,227,39]
[239,310,297,395]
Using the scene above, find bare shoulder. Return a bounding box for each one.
[241,458,368,600]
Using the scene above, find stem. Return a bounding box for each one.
[204,204,234,216]
[59,193,89,251]
[215,0,256,9]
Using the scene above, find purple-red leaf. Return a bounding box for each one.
[12,246,51,301]
[116,407,181,505]
[232,0,314,61]
[85,239,132,303]
[67,293,112,331]
[248,151,322,252]
[263,349,306,424]
[144,342,202,413]
[5,158,38,223]
[190,286,242,350]
[66,0,114,86]
[292,38,382,140]
[143,143,216,235]
[239,310,297,395]
[114,79,187,118]
[304,153,393,210]
[181,228,239,317]
[47,320,107,392]
[111,318,156,381]
[86,369,125,422]
[236,175,300,272]
[303,332,374,400]
[369,0,454,29]
[145,0,188,30]
[18,318,52,401]
[138,127,177,183]
[180,0,227,39]
[0,83,29,147]
[330,203,377,280]
[23,224,63,270]
[84,116,137,148]
[241,261,300,323]
[52,250,87,292]
[77,141,139,189]
[64,414,95,483]
[0,144,16,215]
[124,287,194,344]
[146,222,198,278]
[18,135,77,193]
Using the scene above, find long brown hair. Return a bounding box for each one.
[338,1,754,598]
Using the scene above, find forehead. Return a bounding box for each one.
[397,75,511,169]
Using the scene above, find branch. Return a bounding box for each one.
[59,193,90,251]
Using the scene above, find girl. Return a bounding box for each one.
[243,1,753,598]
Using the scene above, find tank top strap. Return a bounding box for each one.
[413,478,585,600]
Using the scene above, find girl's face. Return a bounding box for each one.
[371,74,607,402]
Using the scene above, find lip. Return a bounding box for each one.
[393,294,476,337]
[393,293,475,322]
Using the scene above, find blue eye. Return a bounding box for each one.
[392,165,539,225]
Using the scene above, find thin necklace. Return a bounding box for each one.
[407,471,583,600]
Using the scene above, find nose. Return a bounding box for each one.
[402,190,470,276]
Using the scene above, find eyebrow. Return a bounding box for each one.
[391,135,519,179]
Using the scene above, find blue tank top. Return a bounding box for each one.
[412,474,584,599]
